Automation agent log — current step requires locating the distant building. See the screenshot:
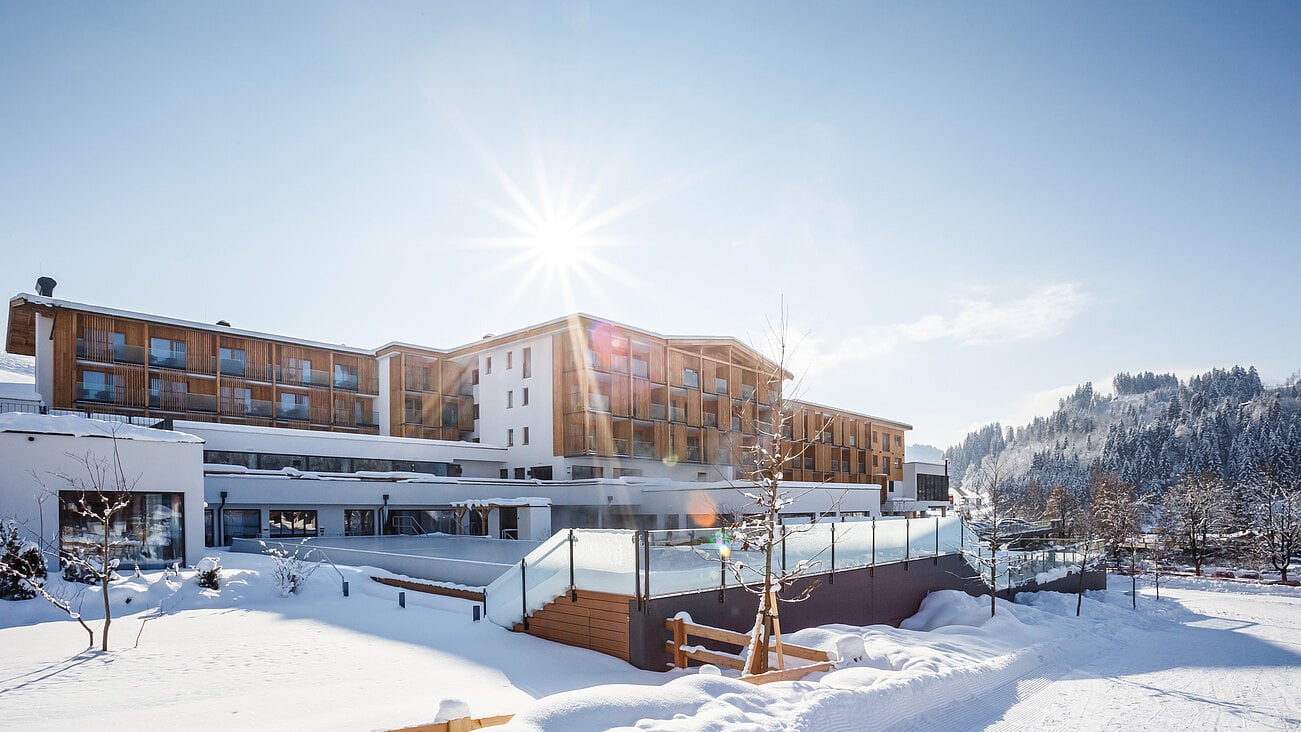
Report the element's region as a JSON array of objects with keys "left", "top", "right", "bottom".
[{"left": 882, "top": 461, "right": 952, "bottom": 516}]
